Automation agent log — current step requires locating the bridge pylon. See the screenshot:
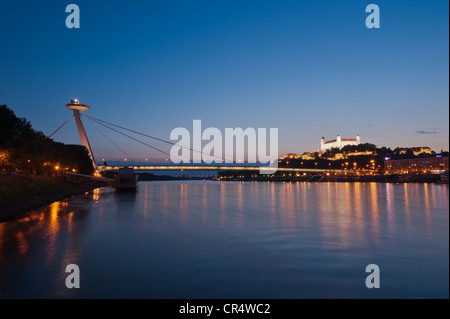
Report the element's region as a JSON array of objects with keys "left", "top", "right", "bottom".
[{"left": 66, "top": 99, "right": 97, "bottom": 171}]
